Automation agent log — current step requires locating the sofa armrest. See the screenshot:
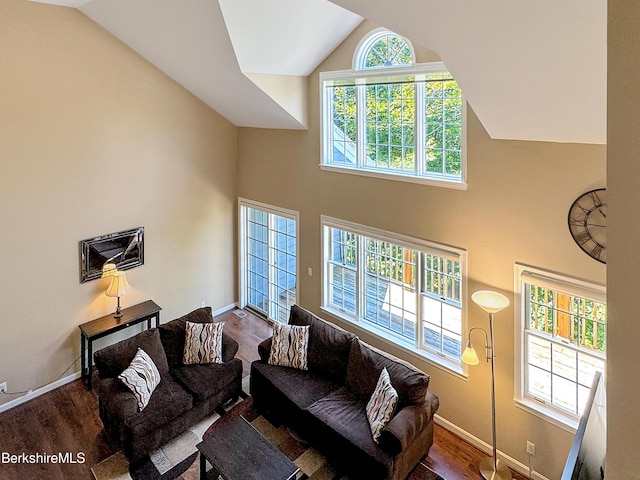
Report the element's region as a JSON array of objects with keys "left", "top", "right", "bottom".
[
  {"left": 378, "top": 391, "right": 440, "bottom": 455},
  {"left": 222, "top": 333, "right": 239, "bottom": 363},
  {"left": 257, "top": 336, "right": 273, "bottom": 362},
  {"left": 96, "top": 377, "right": 138, "bottom": 422}
]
